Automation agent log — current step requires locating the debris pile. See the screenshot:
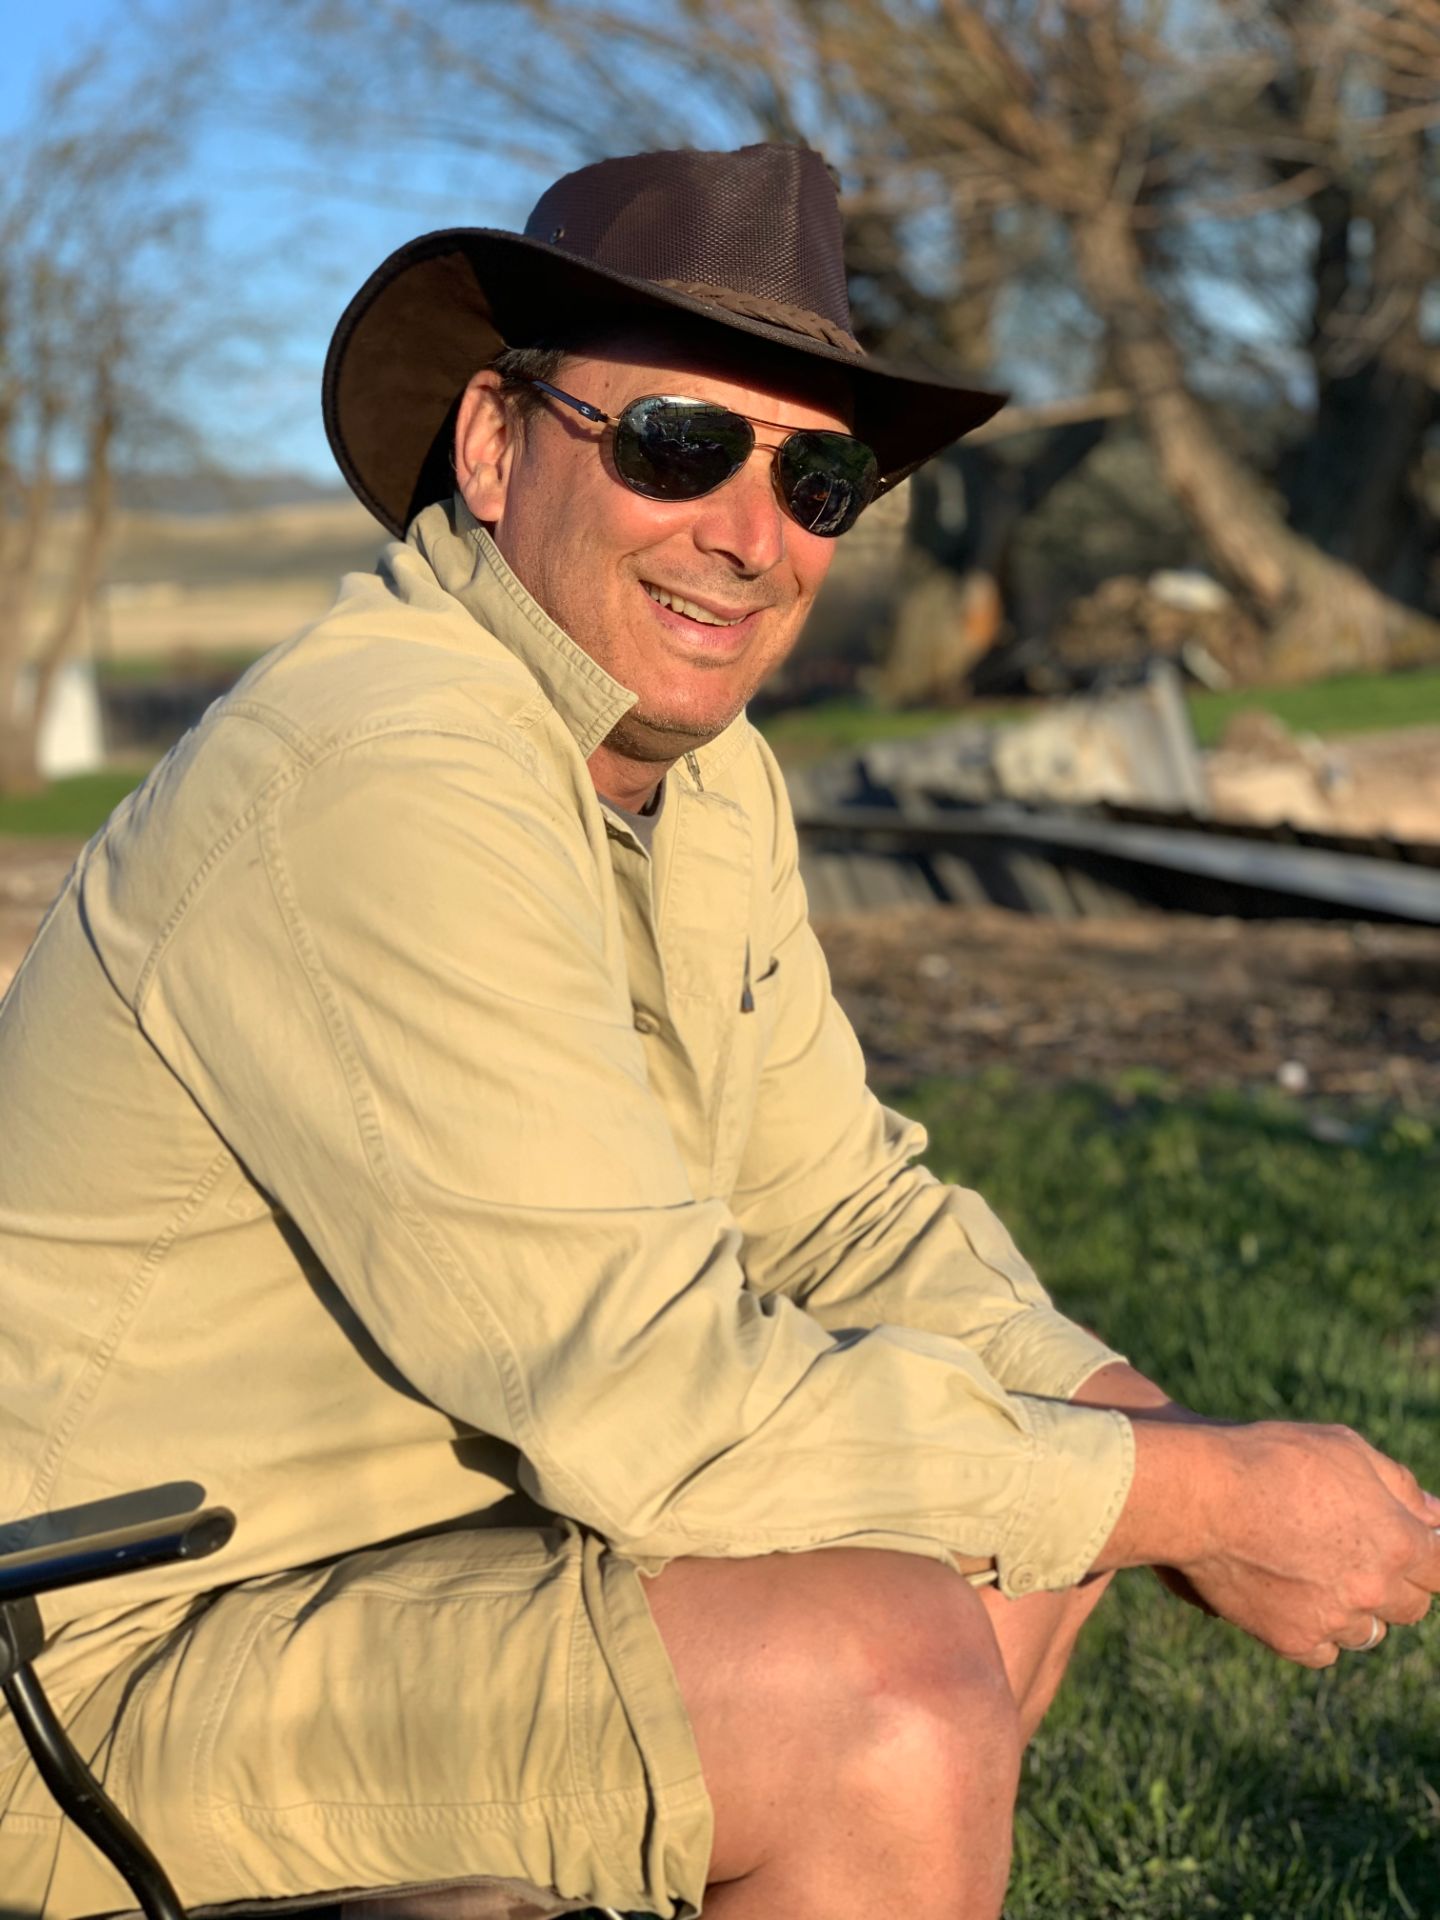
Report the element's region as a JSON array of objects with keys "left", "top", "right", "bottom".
[{"left": 1049, "top": 570, "right": 1265, "bottom": 688}]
